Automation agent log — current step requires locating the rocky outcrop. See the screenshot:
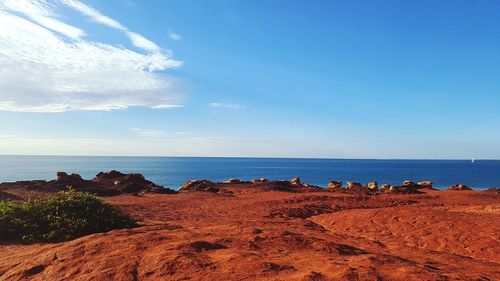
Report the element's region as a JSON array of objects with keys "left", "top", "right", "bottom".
[
  {"left": 225, "top": 178, "right": 244, "bottom": 184},
  {"left": 380, "top": 184, "right": 392, "bottom": 191},
  {"left": 0, "top": 171, "right": 176, "bottom": 196},
  {"left": 57, "top": 172, "right": 84, "bottom": 183},
  {"left": 251, "top": 178, "right": 269, "bottom": 184},
  {"left": 257, "top": 179, "right": 321, "bottom": 192},
  {"left": 380, "top": 184, "right": 423, "bottom": 194},
  {"left": 402, "top": 180, "right": 419, "bottom": 189},
  {"left": 291, "top": 177, "right": 301, "bottom": 186},
  {"left": 485, "top": 187, "right": 499, "bottom": 194},
  {"left": 417, "top": 181, "right": 433, "bottom": 189},
  {"left": 180, "top": 180, "right": 219, "bottom": 193},
  {"left": 94, "top": 170, "right": 127, "bottom": 179},
  {"left": 261, "top": 180, "right": 296, "bottom": 191},
  {"left": 328, "top": 181, "right": 342, "bottom": 189},
  {"left": 346, "top": 182, "right": 363, "bottom": 189},
  {"left": 365, "top": 181, "right": 378, "bottom": 191},
  {"left": 92, "top": 171, "right": 174, "bottom": 194},
  {"left": 448, "top": 184, "right": 472, "bottom": 191}
]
